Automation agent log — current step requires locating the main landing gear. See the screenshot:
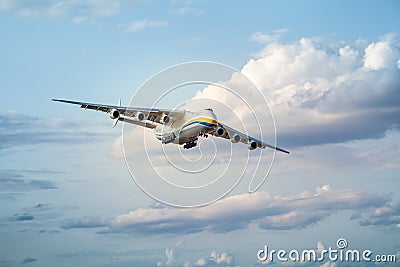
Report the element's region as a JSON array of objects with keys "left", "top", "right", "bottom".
[
  {"left": 183, "top": 133, "right": 208, "bottom": 149},
  {"left": 199, "top": 133, "right": 208, "bottom": 138},
  {"left": 183, "top": 141, "right": 197, "bottom": 149}
]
